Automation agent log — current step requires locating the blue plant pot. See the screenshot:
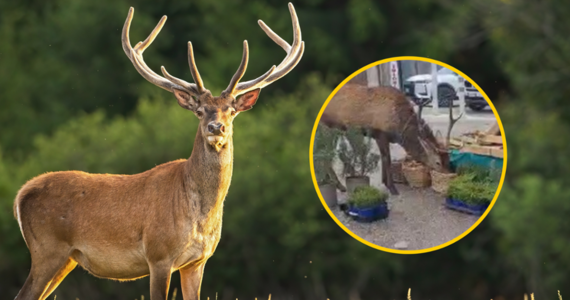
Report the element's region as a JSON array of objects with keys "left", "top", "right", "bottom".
[
  {"left": 445, "top": 197, "right": 490, "bottom": 216},
  {"left": 346, "top": 203, "right": 389, "bottom": 223}
]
